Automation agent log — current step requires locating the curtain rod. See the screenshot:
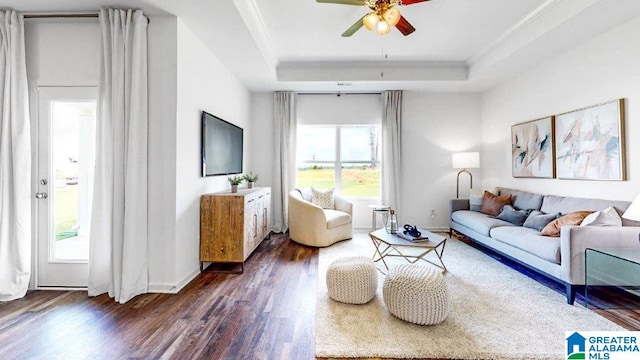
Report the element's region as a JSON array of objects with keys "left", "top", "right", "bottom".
[
  {"left": 297, "top": 92, "right": 382, "bottom": 95},
  {"left": 24, "top": 13, "right": 98, "bottom": 19},
  {"left": 24, "top": 13, "right": 150, "bottom": 23}
]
